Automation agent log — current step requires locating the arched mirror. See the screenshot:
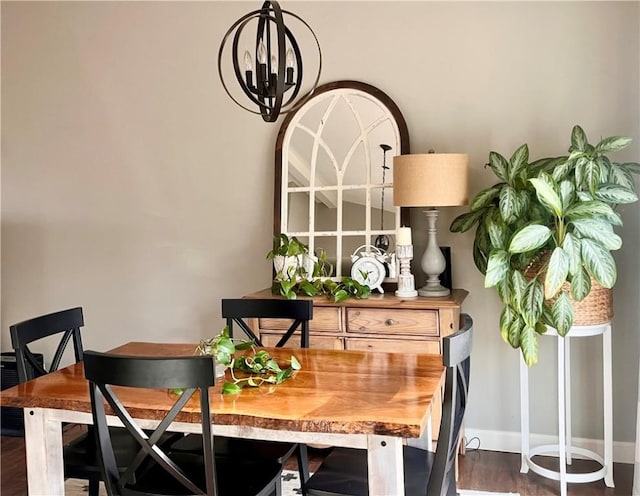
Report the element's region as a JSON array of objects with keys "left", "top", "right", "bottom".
[{"left": 274, "top": 80, "right": 410, "bottom": 281}]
